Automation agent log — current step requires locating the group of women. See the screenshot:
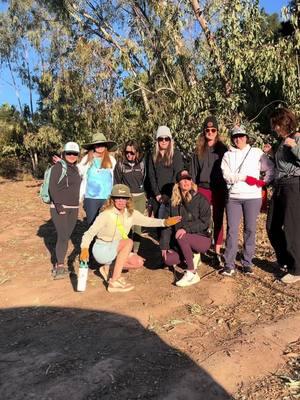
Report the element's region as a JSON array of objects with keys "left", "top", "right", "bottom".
[{"left": 48, "top": 107, "right": 300, "bottom": 292}]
